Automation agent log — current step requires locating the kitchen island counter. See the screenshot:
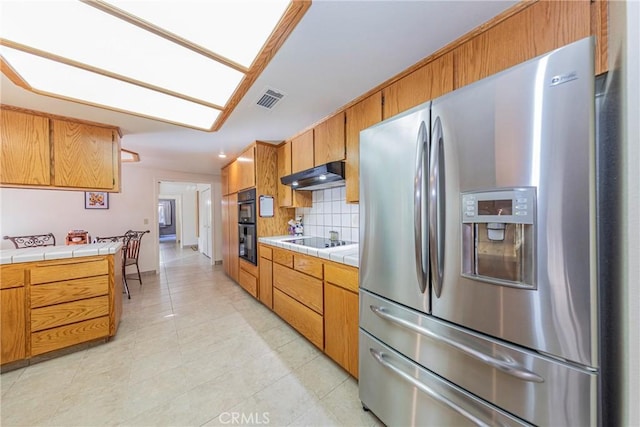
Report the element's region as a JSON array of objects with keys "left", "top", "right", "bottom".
[
  {"left": 258, "top": 235, "right": 358, "bottom": 267},
  {"left": 0, "top": 242, "right": 122, "bottom": 264},
  {"left": 0, "top": 243, "right": 123, "bottom": 369}
]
